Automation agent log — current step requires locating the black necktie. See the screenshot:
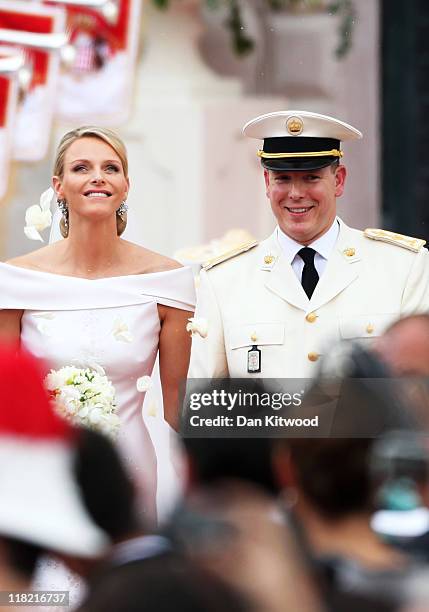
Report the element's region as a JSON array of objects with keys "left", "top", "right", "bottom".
[{"left": 298, "top": 247, "right": 319, "bottom": 299}]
